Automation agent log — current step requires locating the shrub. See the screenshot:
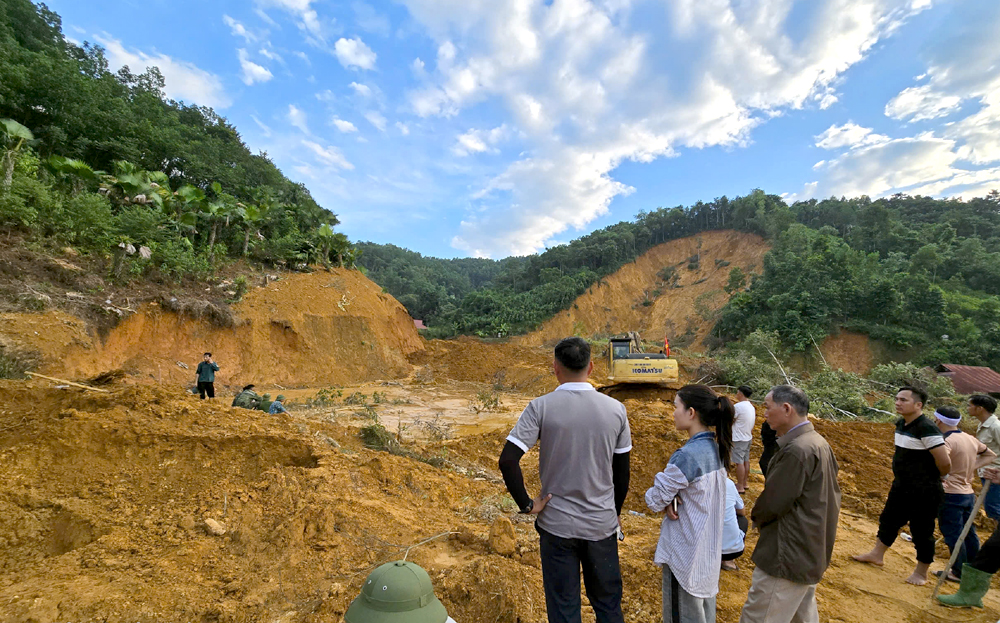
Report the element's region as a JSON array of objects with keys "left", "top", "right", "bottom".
[
  {"left": 0, "top": 343, "right": 40, "bottom": 379},
  {"left": 359, "top": 421, "right": 397, "bottom": 451}
]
